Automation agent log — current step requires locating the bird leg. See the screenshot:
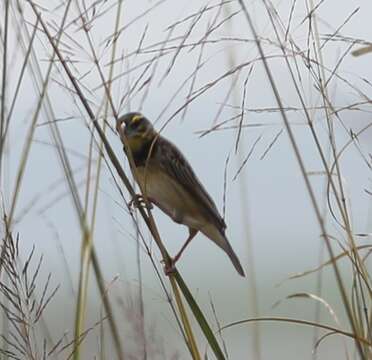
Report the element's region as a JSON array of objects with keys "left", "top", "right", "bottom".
[
  {"left": 128, "top": 194, "right": 153, "bottom": 212},
  {"left": 164, "top": 228, "right": 198, "bottom": 275}
]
